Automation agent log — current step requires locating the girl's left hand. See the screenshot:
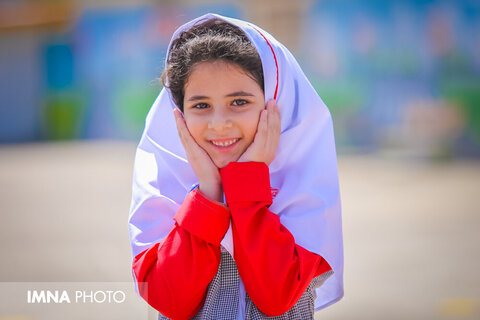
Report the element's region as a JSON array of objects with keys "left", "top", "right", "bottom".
[{"left": 238, "top": 99, "right": 281, "bottom": 166}]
